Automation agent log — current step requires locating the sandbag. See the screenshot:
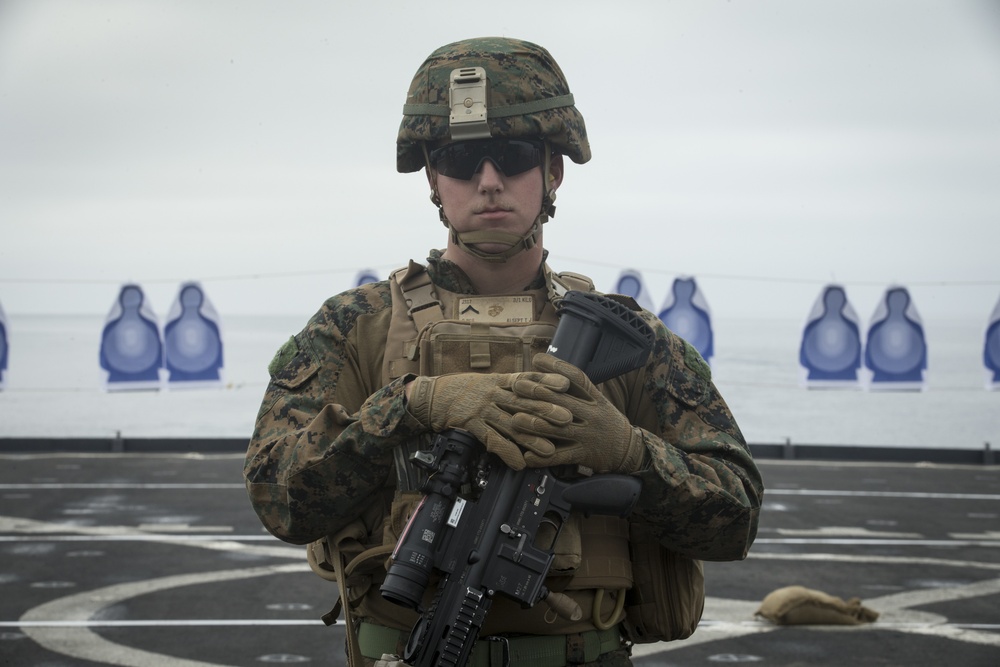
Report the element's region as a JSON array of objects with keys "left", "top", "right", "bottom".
[{"left": 755, "top": 585, "right": 879, "bottom": 626}]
